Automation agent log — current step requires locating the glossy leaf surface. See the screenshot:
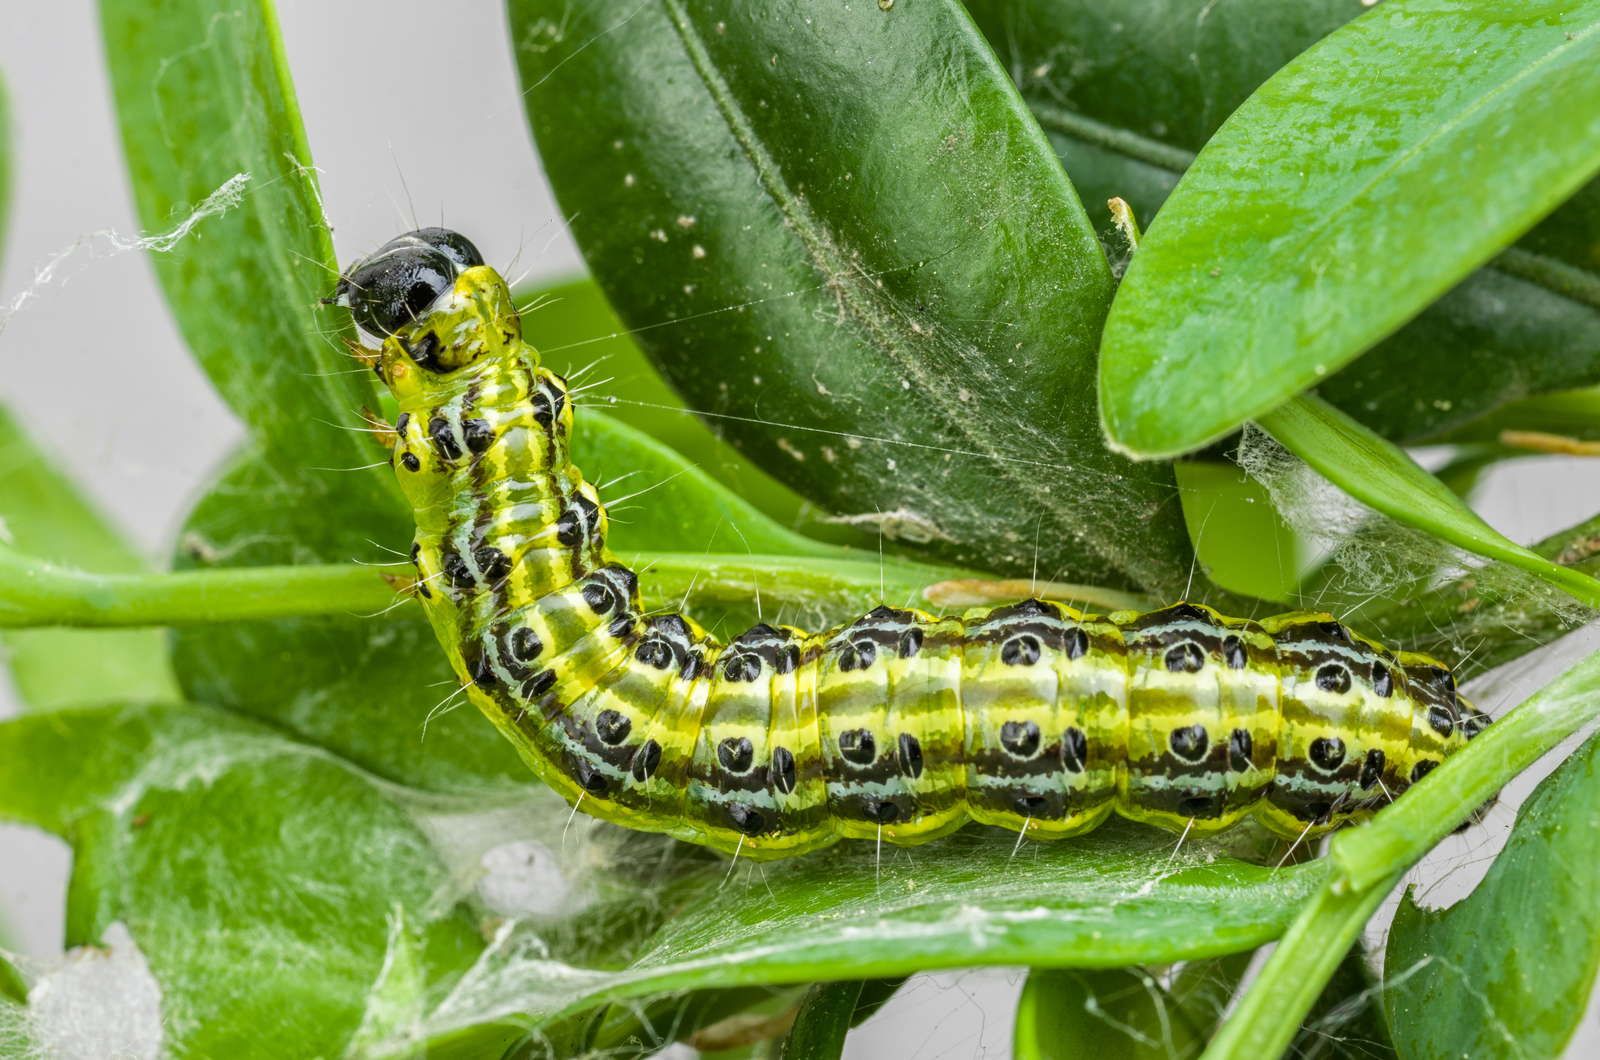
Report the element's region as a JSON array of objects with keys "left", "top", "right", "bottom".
[
  {"left": 1086, "top": 0, "right": 1600, "bottom": 455},
  {"left": 512, "top": 0, "right": 1201, "bottom": 596}
]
